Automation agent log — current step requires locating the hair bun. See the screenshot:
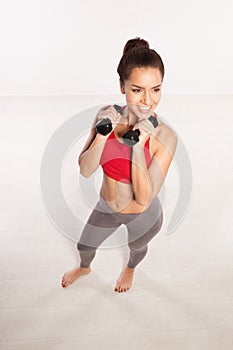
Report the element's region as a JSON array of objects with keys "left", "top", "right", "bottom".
[{"left": 123, "top": 37, "right": 150, "bottom": 56}]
